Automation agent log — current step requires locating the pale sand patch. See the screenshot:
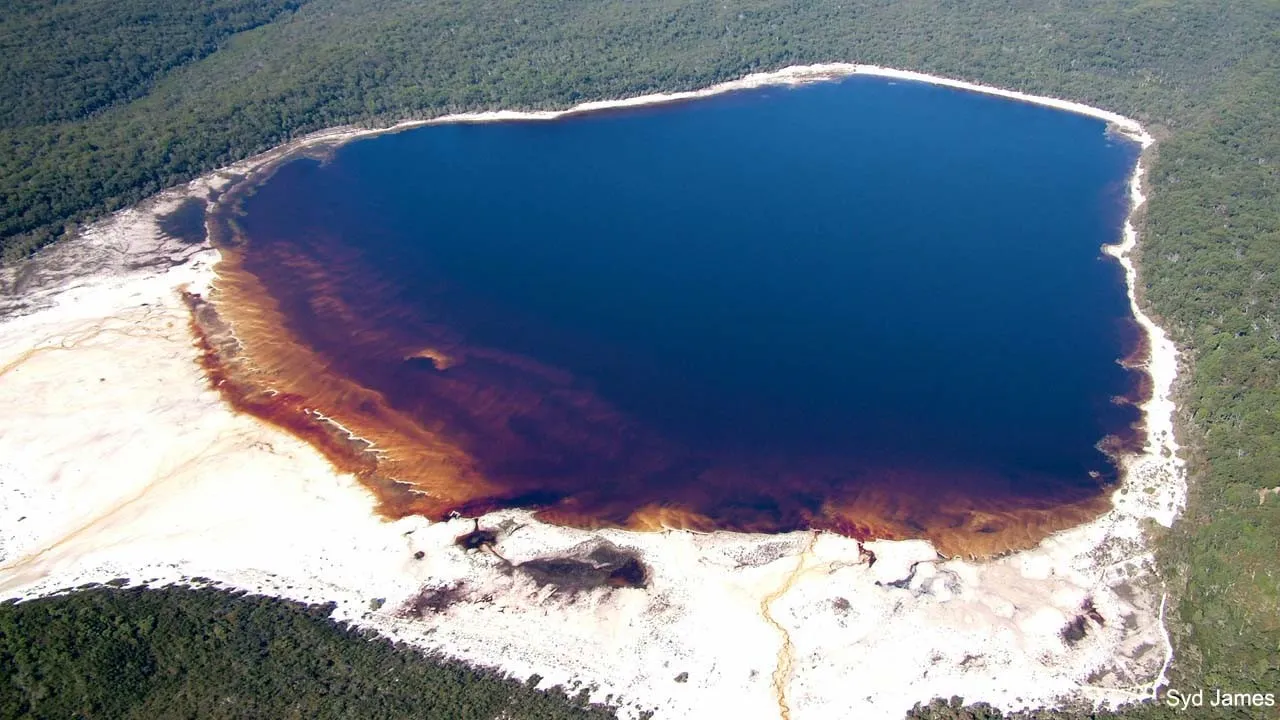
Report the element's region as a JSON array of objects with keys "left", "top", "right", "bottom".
[{"left": 0, "top": 66, "right": 1183, "bottom": 719}]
